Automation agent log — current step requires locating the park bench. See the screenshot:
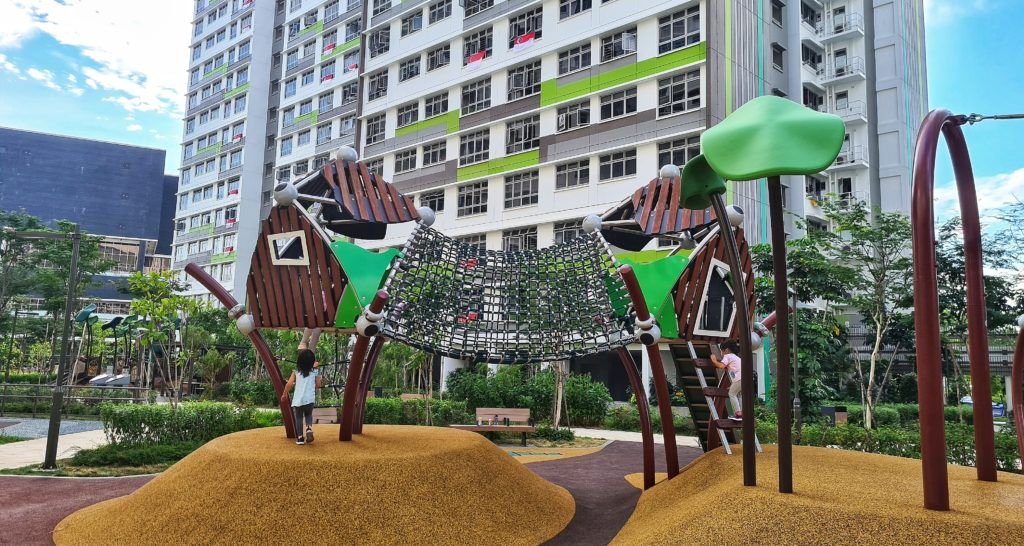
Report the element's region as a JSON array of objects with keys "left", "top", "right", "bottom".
[{"left": 450, "top": 408, "right": 535, "bottom": 446}]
